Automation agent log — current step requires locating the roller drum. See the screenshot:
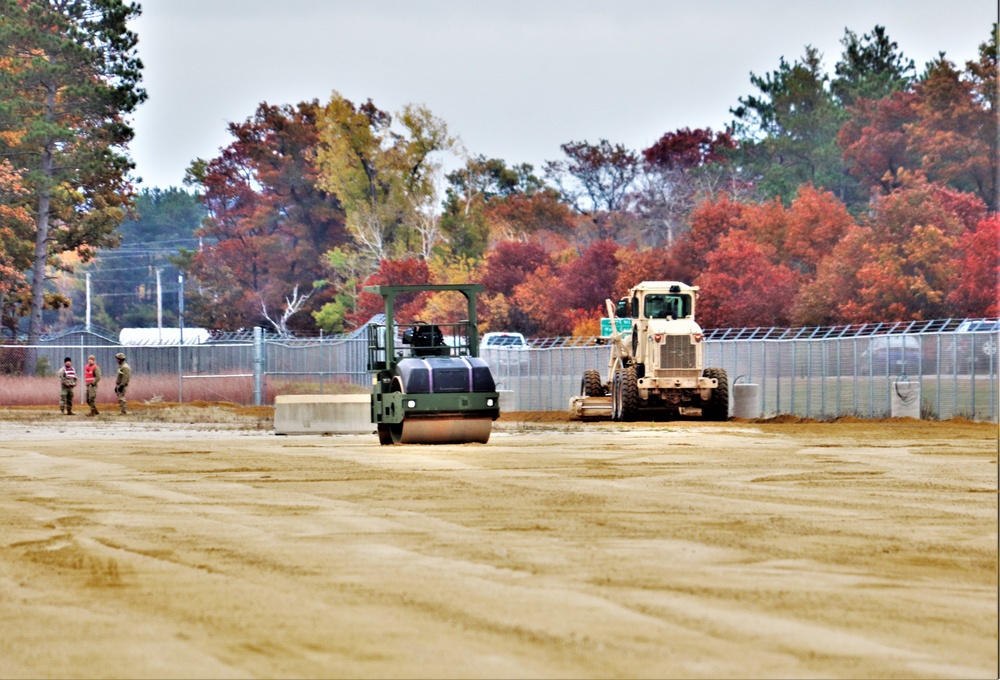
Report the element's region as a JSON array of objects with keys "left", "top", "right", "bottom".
[{"left": 382, "top": 416, "right": 492, "bottom": 444}]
